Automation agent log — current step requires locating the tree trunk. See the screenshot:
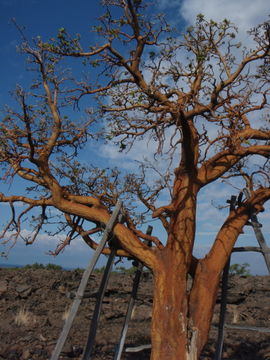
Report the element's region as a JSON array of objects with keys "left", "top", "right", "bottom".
[
  {"left": 150, "top": 250, "right": 220, "bottom": 360},
  {"left": 150, "top": 250, "right": 191, "bottom": 360}
]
